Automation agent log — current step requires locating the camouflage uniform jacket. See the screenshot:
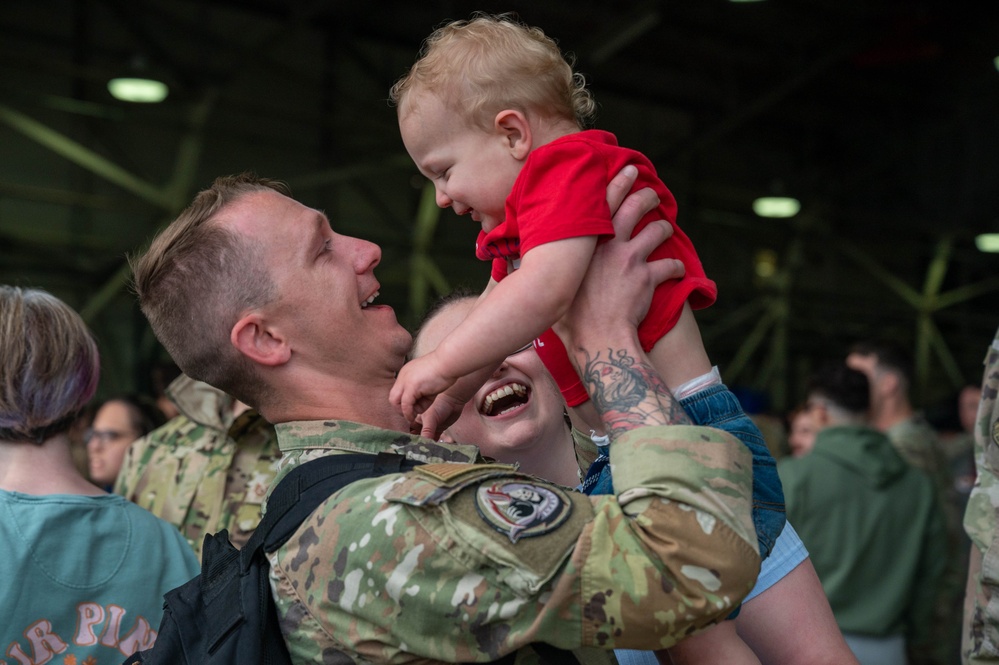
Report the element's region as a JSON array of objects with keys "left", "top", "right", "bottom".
[
  {"left": 887, "top": 413, "right": 953, "bottom": 502},
  {"left": 889, "top": 407, "right": 966, "bottom": 661},
  {"left": 114, "top": 374, "right": 282, "bottom": 559},
  {"left": 266, "top": 419, "right": 760, "bottom": 664},
  {"left": 963, "top": 327, "right": 999, "bottom": 663}
]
